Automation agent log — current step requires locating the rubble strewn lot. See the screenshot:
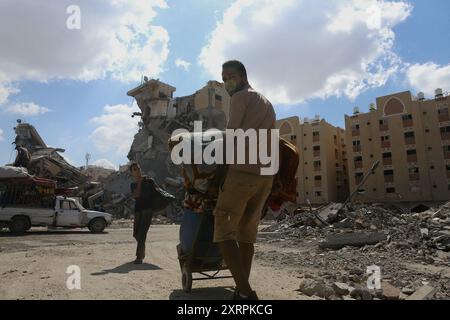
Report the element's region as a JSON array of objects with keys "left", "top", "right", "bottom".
[{"left": 257, "top": 202, "right": 450, "bottom": 300}]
